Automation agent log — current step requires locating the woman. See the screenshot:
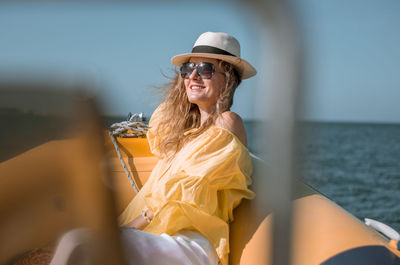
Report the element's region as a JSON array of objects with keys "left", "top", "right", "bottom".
[
  {"left": 50, "top": 32, "right": 257, "bottom": 265},
  {"left": 118, "top": 32, "right": 257, "bottom": 265}
]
